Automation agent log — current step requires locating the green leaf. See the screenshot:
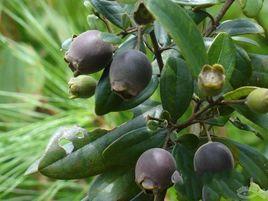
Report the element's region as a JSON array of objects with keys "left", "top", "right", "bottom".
[
  {"left": 216, "top": 19, "right": 264, "bottom": 36},
  {"left": 172, "top": 0, "right": 221, "bottom": 6},
  {"left": 249, "top": 182, "right": 268, "bottom": 201},
  {"left": 88, "top": 168, "right": 140, "bottom": 201},
  {"left": 232, "top": 104, "right": 268, "bottom": 130},
  {"left": 249, "top": 54, "right": 268, "bottom": 88},
  {"left": 230, "top": 47, "right": 252, "bottom": 88},
  {"left": 208, "top": 32, "right": 236, "bottom": 83},
  {"left": 30, "top": 107, "right": 164, "bottom": 179},
  {"left": 100, "top": 32, "right": 122, "bottom": 44},
  {"left": 223, "top": 86, "right": 257, "bottom": 100},
  {"left": 144, "top": 0, "right": 208, "bottom": 77},
  {"left": 95, "top": 68, "right": 158, "bottom": 115},
  {"left": 160, "top": 57, "right": 194, "bottom": 121},
  {"left": 238, "top": 0, "right": 264, "bottom": 18},
  {"left": 219, "top": 138, "right": 268, "bottom": 188},
  {"left": 90, "top": 0, "right": 125, "bottom": 28},
  {"left": 173, "top": 134, "right": 203, "bottom": 201},
  {"left": 173, "top": 135, "right": 268, "bottom": 201}
]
